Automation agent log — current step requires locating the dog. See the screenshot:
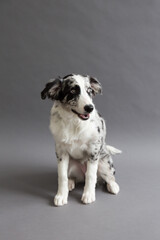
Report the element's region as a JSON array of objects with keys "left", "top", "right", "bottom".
[{"left": 41, "top": 74, "right": 121, "bottom": 206}]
